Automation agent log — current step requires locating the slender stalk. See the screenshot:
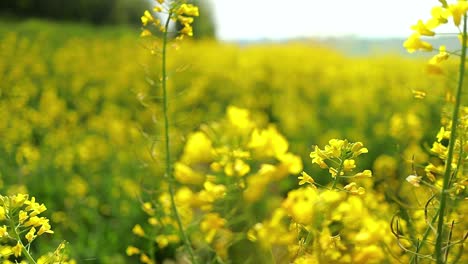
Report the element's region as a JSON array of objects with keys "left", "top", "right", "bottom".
[
  {"left": 331, "top": 160, "right": 344, "bottom": 189},
  {"left": 9, "top": 221, "right": 36, "bottom": 264},
  {"left": 435, "top": 14, "right": 467, "bottom": 264},
  {"left": 160, "top": 13, "right": 197, "bottom": 263}
]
